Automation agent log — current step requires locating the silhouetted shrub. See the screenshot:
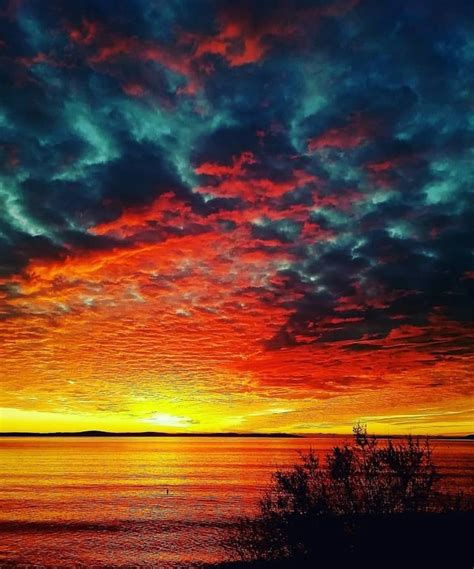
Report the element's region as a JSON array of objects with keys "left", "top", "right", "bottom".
[{"left": 226, "top": 425, "right": 467, "bottom": 565}]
